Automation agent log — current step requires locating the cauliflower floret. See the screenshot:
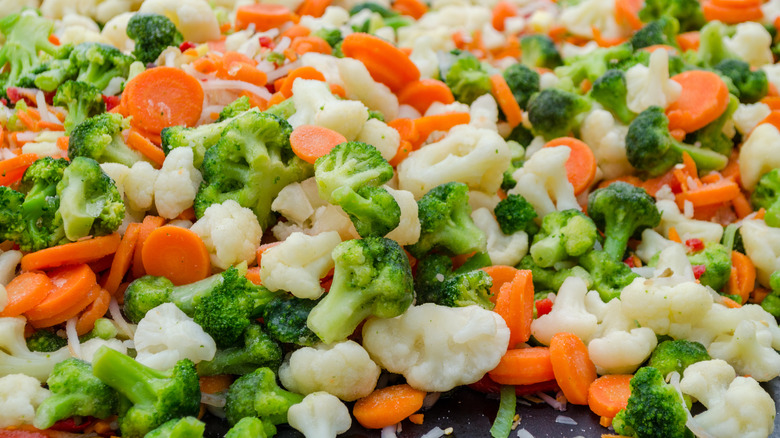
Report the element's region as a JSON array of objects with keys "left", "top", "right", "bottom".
[
  {"left": 580, "top": 109, "right": 634, "bottom": 180},
  {"left": 507, "top": 146, "right": 580, "bottom": 217},
  {"left": 100, "top": 162, "right": 130, "bottom": 196},
  {"left": 272, "top": 182, "right": 316, "bottom": 224},
  {"left": 134, "top": 303, "right": 217, "bottom": 370},
  {"left": 559, "top": 0, "right": 624, "bottom": 39},
  {"left": 738, "top": 122, "right": 780, "bottom": 190},
  {"left": 260, "top": 231, "right": 340, "bottom": 299},
  {"left": 656, "top": 199, "right": 724, "bottom": 243},
  {"left": 468, "top": 190, "right": 501, "bottom": 212},
  {"left": 0, "top": 0, "right": 39, "bottom": 18},
  {"left": 78, "top": 338, "right": 128, "bottom": 363},
  {"left": 635, "top": 228, "right": 684, "bottom": 263},
  {"left": 732, "top": 102, "right": 771, "bottom": 135},
  {"left": 288, "top": 79, "right": 369, "bottom": 140},
  {"left": 279, "top": 340, "right": 380, "bottom": 401},
  {"left": 362, "top": 303, "right": 509, "bottom": 392},
  {"left": 587, "top": 299, "right": 658, "bottom": 374},
  {"left": 337, "top": 57, "right": 400, "bottom": 120},
  {"left": 740, "top": 219, "right": 780, "bottom": 286},
  {"left": 0, "top": 250, "right": 22, "bottom": 286},
  {"left": 101, "top": 12, "right": 135, "bottom": 52},
  {"left": 383, "top": 186, "right": 421, "bottom": 246},
  {"left": 0, "top": 374, "right": 50, "bottom": 428},
  {"left": 272, "top": 205, "right": 359, "bottom": 242},
  {"left": 469, "top": 94, "right": 499, "bottom": 131},
  {"left": 287, "top": 392, "right": 352, "bottom": 438},
  {"left": 531, "top": 277, "right": 599, "bottom": 345},
  {"left": 724, "top": 22, "right": 774, "bottom": 68},
  {"left": 123, "top": 161, "right": 159, "bottom": 212},
  {"left": 356, "top": 118, "right": 400, "bottom": 161},
  {"left": 139, "top": 0, "right": 220, "bottom": 42},
  {"left": 96, "top": 0, "right": 144, "bottom": 24},
  {"left": 153, "top": 147, "right": 202, "bottom": 219},
  {"left": 471, "top": 208, "right": 528, "bottom": 266},
  {"left": 625, "top": 49, "right": 682, "bottom": 113},
  {"left": 58, "top": 13, "right": 112, "bottom": 46},
  {"left": 687, "top": 303, "right": 780, "bottom": 349},
  {"left": 190, "top": 200, "right": 263, "bottom": 270},
  {"left": 708, "top": 319, "right": 780, "bottom": 381},
  {"left": 409, "top": 35, "right": 439, "bottom": 79},
  {"left": 398, "top": 125, "right": 510, "bottom": 198}
]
